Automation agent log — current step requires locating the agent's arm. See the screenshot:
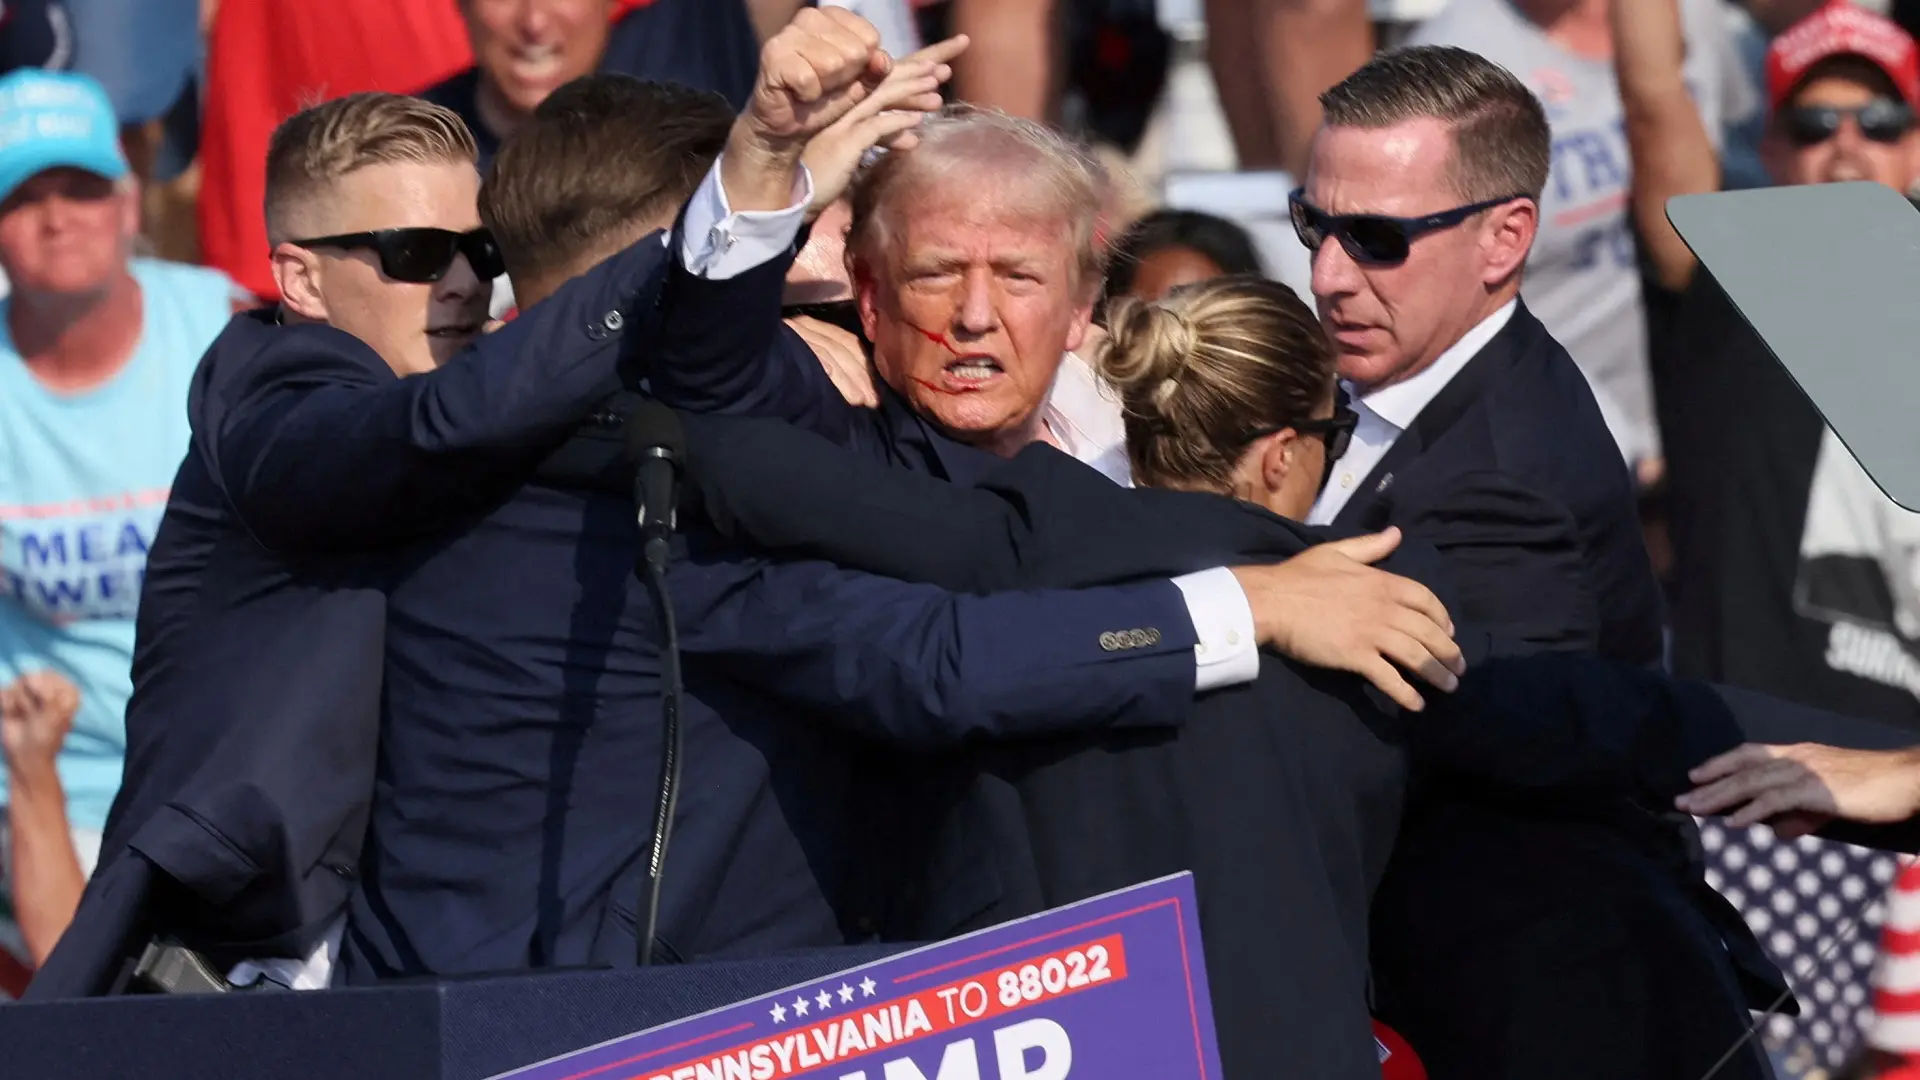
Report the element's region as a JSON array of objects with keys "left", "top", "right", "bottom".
[
  {"left": 204, "top": 238, "right": 666, "bottom": 552},
  {"left": 674, "top": 552, "right": 1253, "bottom": 746},
  {"left": 685, "top": 412, "right": 1464, "bottom": 711}
]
